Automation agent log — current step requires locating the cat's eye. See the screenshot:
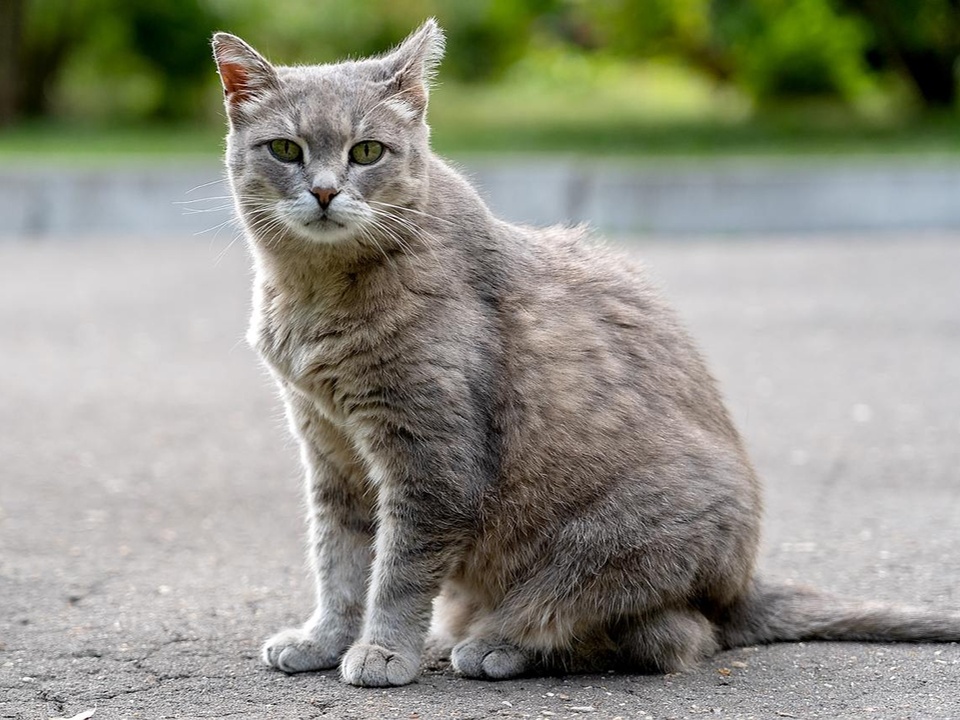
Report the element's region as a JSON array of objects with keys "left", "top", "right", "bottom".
[
  {"left": 268, "top": 139, "right": 303, "bottom": 163},
  {"left": 349, "top": 140, "right": 384, "bottom": 165}
]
